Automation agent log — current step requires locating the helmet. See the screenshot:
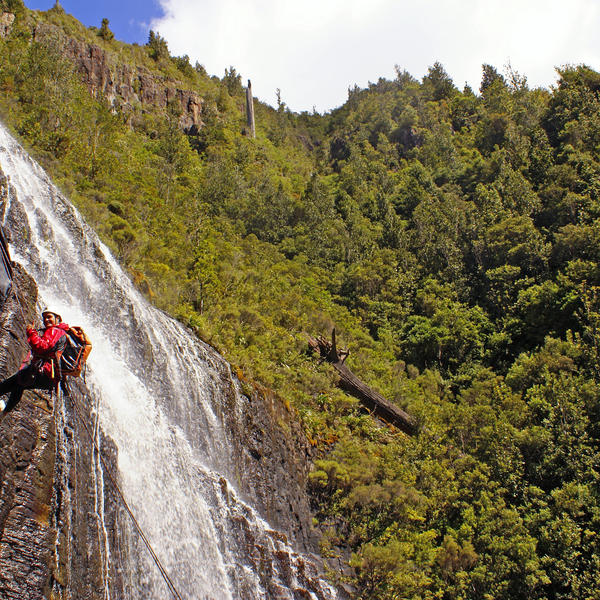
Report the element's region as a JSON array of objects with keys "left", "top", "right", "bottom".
[{"left": 41, "top": 308, "right": 62, "bottom": 323}]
